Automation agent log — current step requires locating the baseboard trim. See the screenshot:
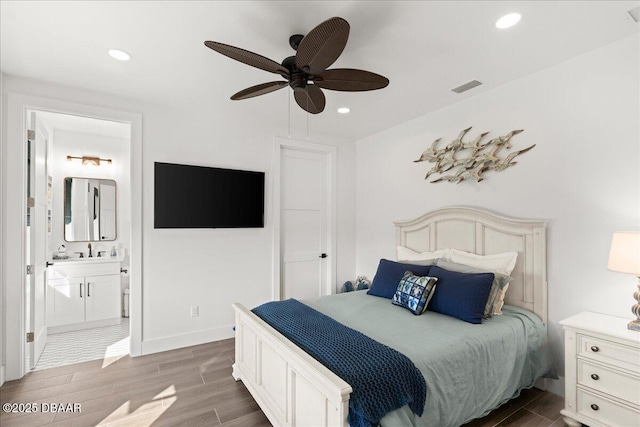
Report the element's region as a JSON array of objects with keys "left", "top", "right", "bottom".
[
  {"left": 49, "top": 318, "right": 121, "bottom": 335},
  {"left": 545, "top": 375, "right": 565, "bottom": 396},
  {"left": 140, "top": 325, "right": 235, "bottom": 356}
]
